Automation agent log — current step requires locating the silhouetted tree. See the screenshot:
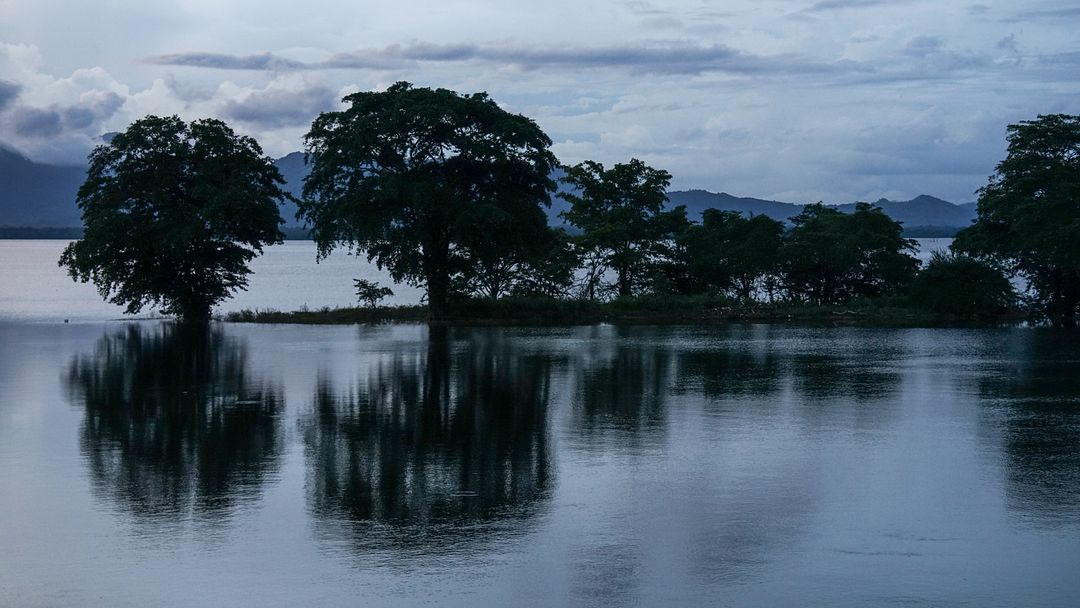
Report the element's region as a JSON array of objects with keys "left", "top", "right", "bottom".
[
  {"left": 300, "top": 82, "right": 558, "bottom": 318},
  {"left": 681, "top": 210, "right": 784, "bottom": 300},
  {"left": 559, "top": 159, "right": 688, "bottom": 298},
  {"left": 454, "top": 218, "right": 570, "bottom": 300},
  {"left": 781, "top": 203, "right": 918, "bottom": 304},
  {"left": 910, "top": 251, "right": 1015, "bottom": 316},
  {"left": 953, "top": 114, "right": 1080, "bottom": 325},
  {"left": 354, "top": 278, "right": 393, "bottom": 308},
  {"left": 59, "top": 116, "right": 288, "bottom": 320},
  {"left": 509, "top": 228, "right": 581, "bottom": 298}
]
